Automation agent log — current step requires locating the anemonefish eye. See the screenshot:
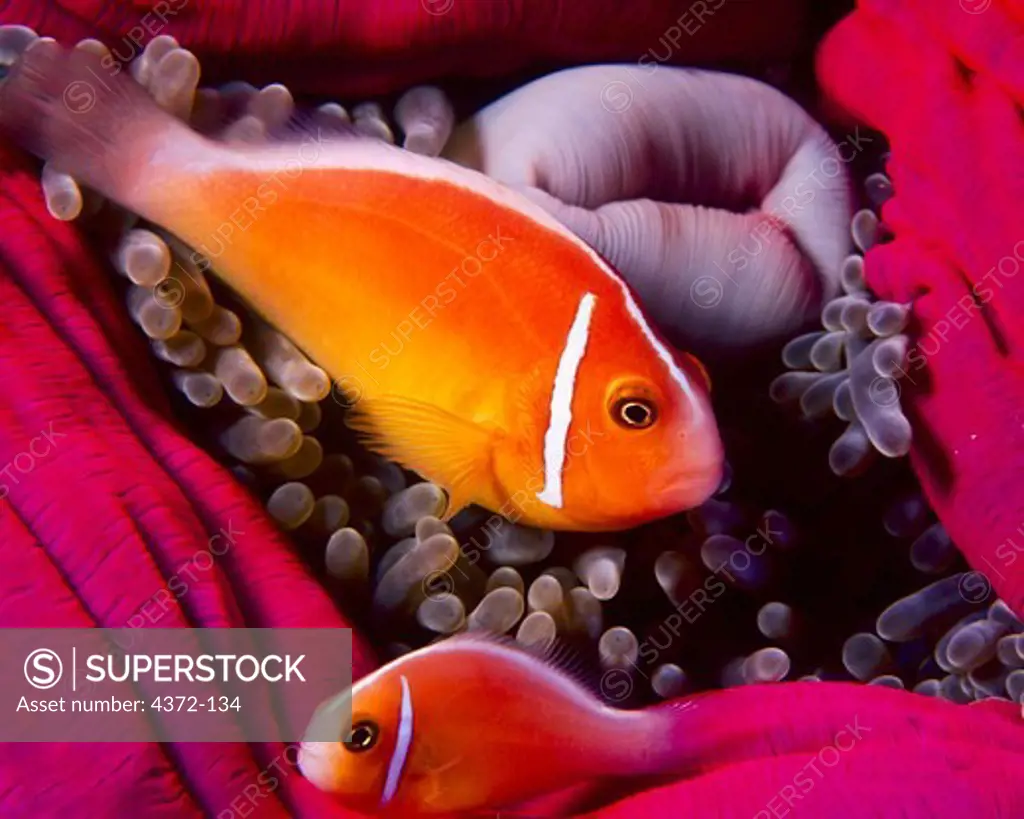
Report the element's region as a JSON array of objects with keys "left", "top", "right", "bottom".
[
  {"left": 613, "top": 398, "right": 657, "bottom": 429},
  {"left": 343, "top": 720, "right": 379, "bottom": 752}
]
